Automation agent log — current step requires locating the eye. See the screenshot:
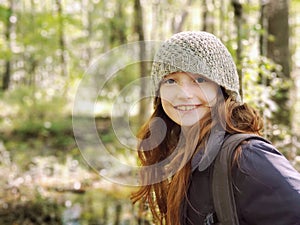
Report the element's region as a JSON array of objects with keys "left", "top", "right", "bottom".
[
  {"left": 163, "top": 78, "right": 176, "bottom": 85},
  {"left": 195, "top": 77, "right": 207, "bottom": 84}
]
